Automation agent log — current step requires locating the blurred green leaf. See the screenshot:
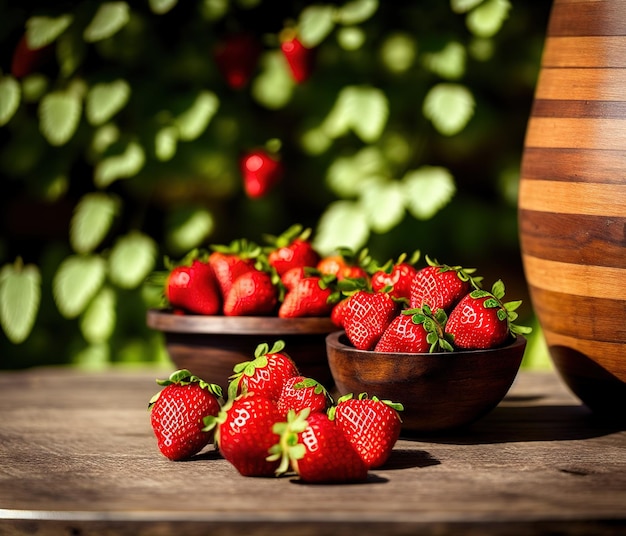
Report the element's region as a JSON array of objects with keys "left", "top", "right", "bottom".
[
  {"left": 38, "top": 90, "right": 82, "bottom": 146},
  {"left": 166, "top": 208, "right": 215, "bottom": 254},
  {"left": 83, "top": 2, "right": 130, "bottom": 43},
  {"left": 72, "top": 343, "right": 110, "bottom": 369},
  {"left": 0, "top": 259, "right": 40, "bottom": 344},
  {"left": 80, "top": 286, "right": 116, "bottom": 344},
  {"left": 149, "top": 0, "right": 178, "bottom": 14},
  {"left": 252, "top": 51, "right": 295, "bottom": 109},
  {"left": 299, "top": 5, "right": 337, "bottom": 47},
  {"left": 86, "top": 79, "right": 130, "bottom": 126},
  {"left": 0, "top": 77, "right": 20, "bottom": 127},
  {"left": 57, "top": 32, "right": 87, "bottom": 77},
  {"left": 155, "top": 126, "right": 178, "bottom": 161},
  {"left": 313, "top": 200, "right": 370, "bottom": 255},
  {"left": 91, "top": 124, "right": 120, "bottom": 155},
  {"left": 174, "top": 90, "right": 219, "bottom": 141},
  {"left": 422, "top": 83, "right": 475, "bottom": 136},
  {"left": 403, "top": 166, "right": 456, "bottom": 220},
  {"left": 71, "top": 193, "right": 120, "bottom": 254},
  {"left": 108, "top": 231, "right": 157, "bottom": 289},
  {"left": 326, "top": 146, "right": 386, "bottom": 197},
  {"left": 53, "top": 254, "right": 107, "bottom": 318},
  {"left": 26, "top": 14, "right": 74, "bottom": 49},
  {"left": 451, "top": 0, "right": 484, "bottom": 14},
  {"left": 94, "top": 140, "right": 145, "bottom": 188},
  {"left": 337, "top": 27, "right": 366, "bottom": 51},
  {"left": 360, "top": 179, "right": 405, "bottom": 233},
  {"left": 422, "top": 41, "right": 466, "bottom": 80},
  {"left": 337, "top": 0, "right": 378, "bottom": 25},
  {"left": 21, "top": 75, "right": 48, "bottom": 102},
  {"left": 380, "top": 32, "right": 417, "bottom": 73},
  {"left": 466, "top": 0, "right": 511, "bottom": 38}
]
